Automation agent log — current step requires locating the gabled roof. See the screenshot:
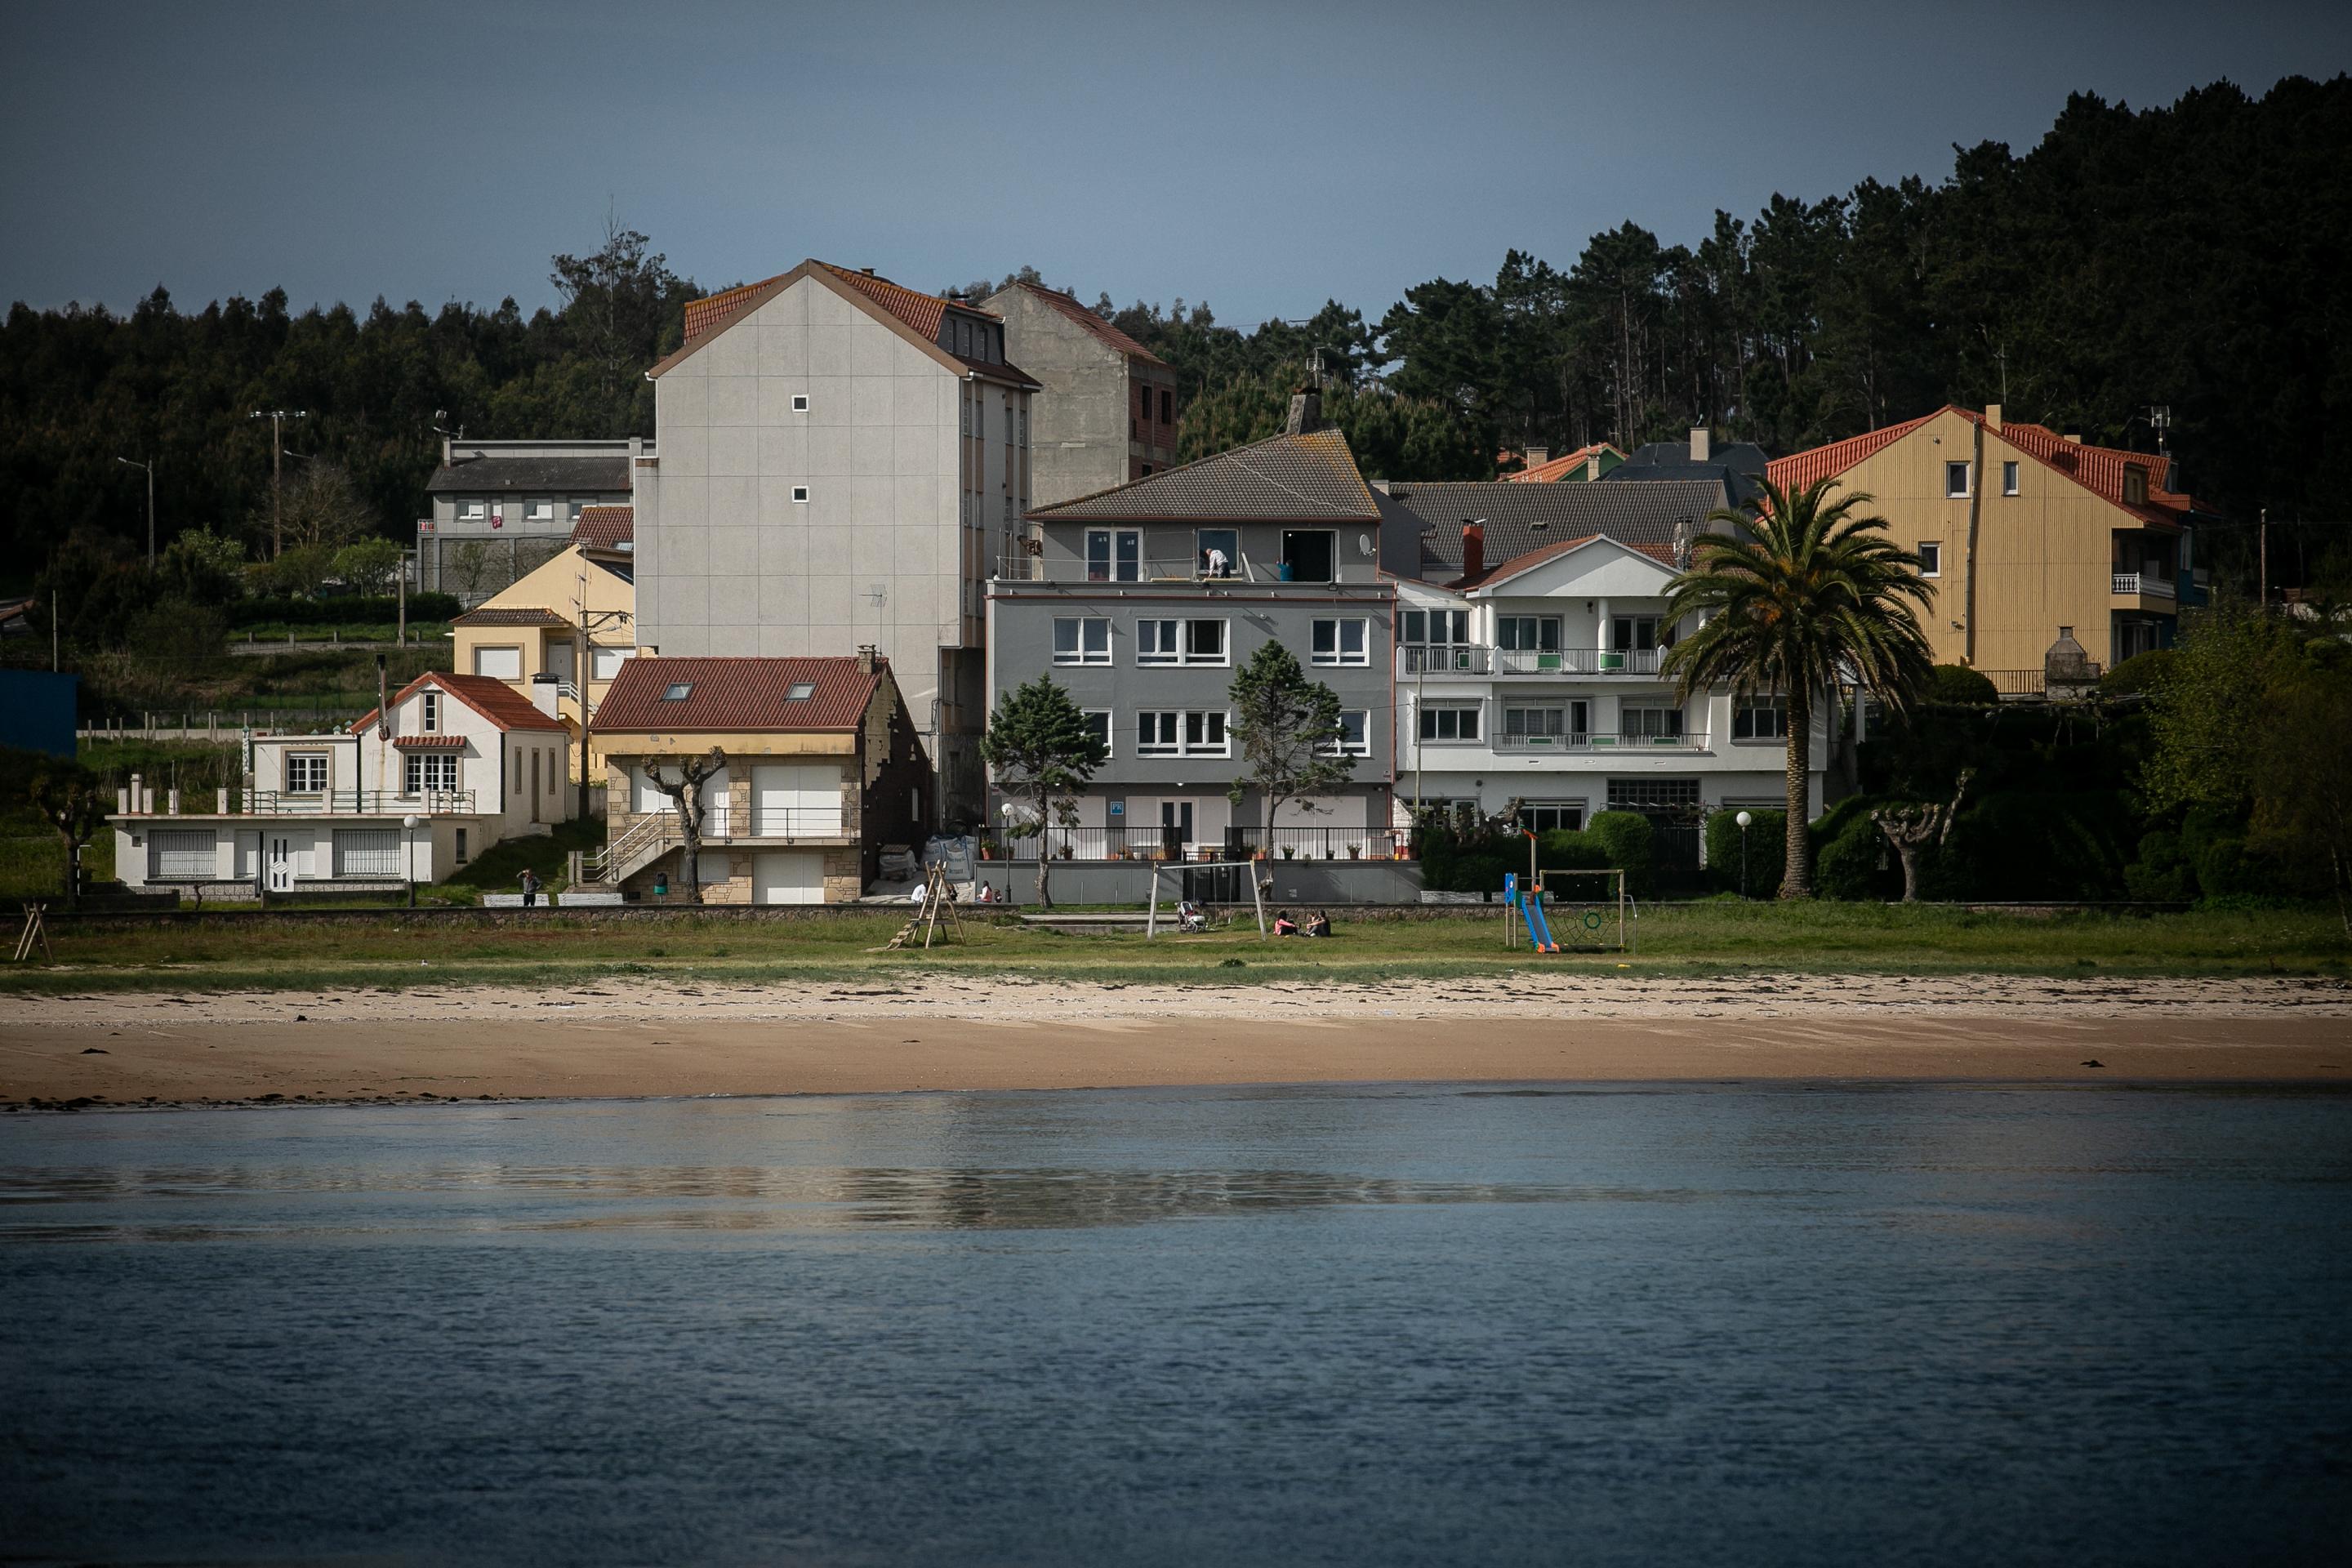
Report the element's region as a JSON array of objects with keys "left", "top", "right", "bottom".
[
  {"left": 1463, "top": 532, "right": 1679, "bottom": 593},
  {"left": 570, "top": 504, "right": 634, "bottom": 551},
  {"left": 592, "top": 656, "right": 888, "bottom": 735},
  {"left": 452, "top": 607, "right": 572, "bottom": 629},
  {"left": 654, "top": 260, "right": 1036, "bottom": 387},
  {"left": 1504, "top": 443, "right": 1624, "bottom": 483},
  {"left": 996, "top": 281, "right": 1167, "bottom": 366},
  {"left": 350, "top": 671, "right": 568, "bottom": 737},
  {"left": 1386, "top": 478, "right": 1726, "bottom": 579},
  {"left": 1766, "top": 407, "right": 2205, "bottom": 528},
  {"left": 1031, "top": 429, "right": 1379, "bottom": 522}
]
